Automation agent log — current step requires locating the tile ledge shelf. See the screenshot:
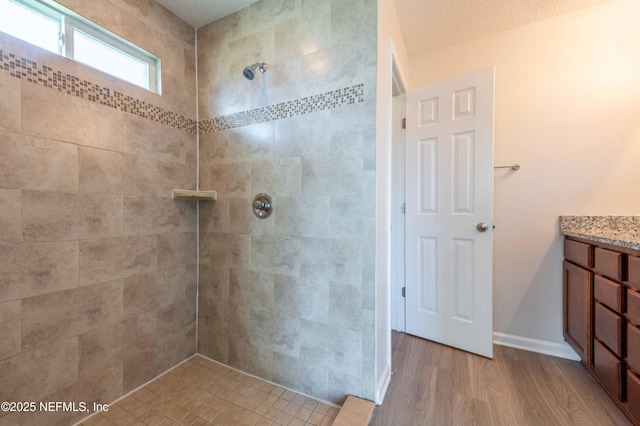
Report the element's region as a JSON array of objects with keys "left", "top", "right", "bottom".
[{"left": 171, "top": 189, "right": 217, "bottom": 201}]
